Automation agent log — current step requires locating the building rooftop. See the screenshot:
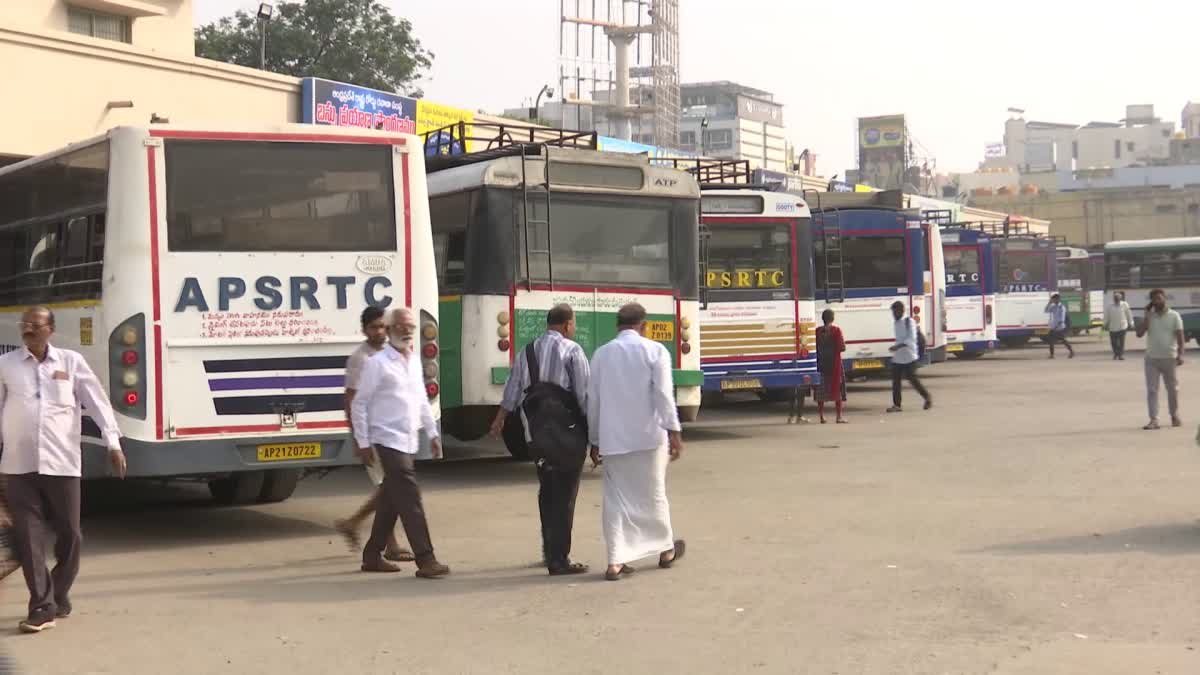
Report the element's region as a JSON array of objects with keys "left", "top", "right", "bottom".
[{"left": 680, "top": 81, "right": 774, "bottom": 100}]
